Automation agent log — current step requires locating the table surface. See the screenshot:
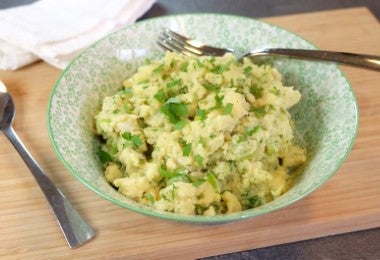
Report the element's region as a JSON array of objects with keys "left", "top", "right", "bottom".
[{"left": 1, "top": 3, "right": 380, "bottom": 260}]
